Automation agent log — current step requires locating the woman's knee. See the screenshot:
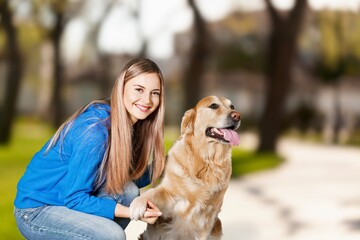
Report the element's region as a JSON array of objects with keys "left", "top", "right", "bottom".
[
  {"left": 75, "top": 215, "right": 127, "bottom": 240},
  {"left": 95, "top": 181, "right": 139, "bottom": 207},
  {"left": 121, "top": 181, "right": 140, "bottom": 207}
]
